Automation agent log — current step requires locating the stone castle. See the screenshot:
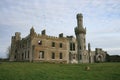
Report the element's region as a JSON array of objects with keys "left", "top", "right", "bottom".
[{"left": 9, "top": 13, "right": 107, "bottom": 63}]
